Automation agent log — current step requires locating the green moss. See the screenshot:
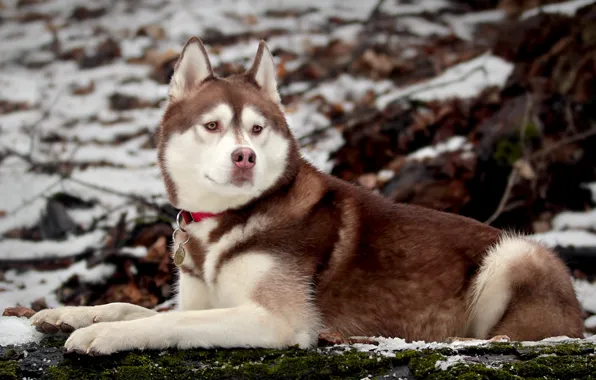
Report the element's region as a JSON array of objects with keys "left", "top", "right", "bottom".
[
  {"left": 538, "top": 342, "right": 595, "bottom": 356},
  {"left": 0, "top": 349, "right": 17, "bottom": 361},
  {"left": 40, "top": 336, "right": 69, "bottom": 348},
  {"left": 459, "top": 342, "right": 521, "bottom": 356},
  {"left": 40, "top": 346, "right": 395, "bottom": 380},
  {"left": 492, "top": 121, "right": 541, "bottom": 168},
  {"left": 404, "top": 341, "right": 596, "bottom": 380},
  {"left": 119, "top": 353, "right": 154, "bottom": 367},
  {"left": 11, "top": 335, "right": 596, "bottom": 379},
  {"left": 493, "top": 139, "right": 523, "bottom": 166},
  {"left": 394, "top": 349, "right": 420, "bottom": 363},
  {"left": 432, "top": 362, "right": 523, "bottom": 380},
  {"left": 45, "top": 366, "right": 89, "bottom": 380},
  {"left": 409, "top": 352, "right": 447, "bottom": 378},
  {"left": 509, "top": 355, "right": 595, "bottom": 379},
  {"left": 0, "top": 360, "right": 18, "bottom": 380}
]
